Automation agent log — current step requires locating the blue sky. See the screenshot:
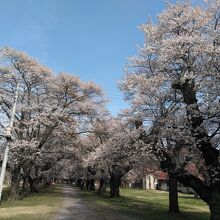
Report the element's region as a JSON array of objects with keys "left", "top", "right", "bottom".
[{"left": 0, "top": 0, "right": 204, "bottom": 115}]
